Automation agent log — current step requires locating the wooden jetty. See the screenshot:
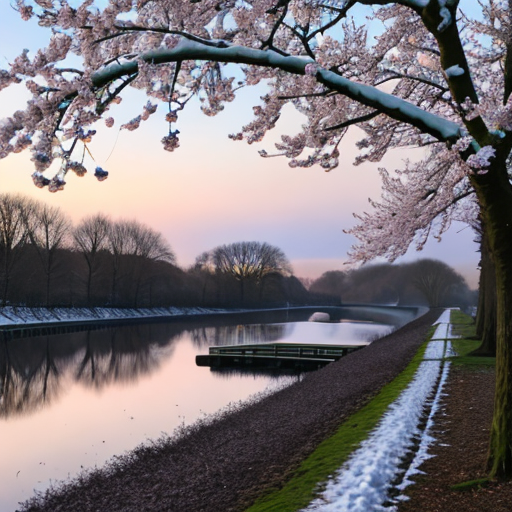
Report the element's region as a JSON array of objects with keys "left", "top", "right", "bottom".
[{"left": 196, "top": 342, "right": 366, "bottom": 371}]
